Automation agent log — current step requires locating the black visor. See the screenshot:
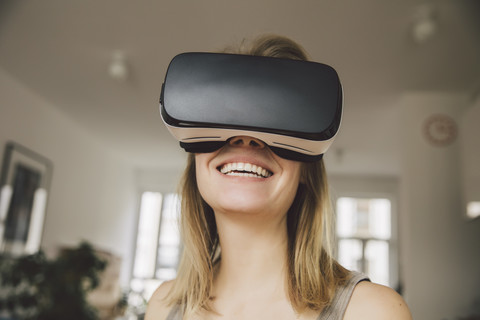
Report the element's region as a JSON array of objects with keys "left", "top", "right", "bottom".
[{"left": 159, "top": 52, "right": 343, "bottom": 162}]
